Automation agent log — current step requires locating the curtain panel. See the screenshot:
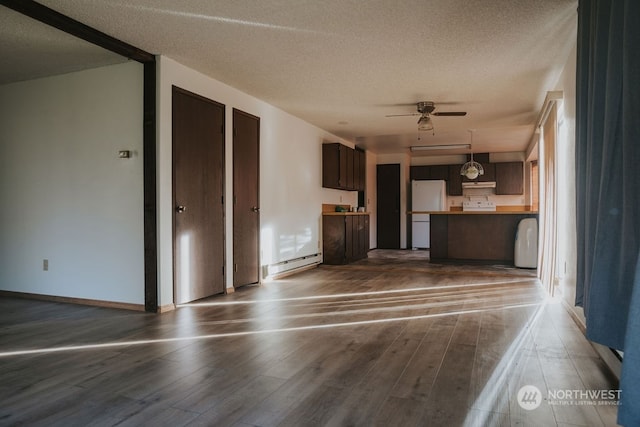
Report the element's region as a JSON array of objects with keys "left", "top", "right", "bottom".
[
  {"left": 575, "top": 0, "right": 640, "bottom": 425},
  {"left": 538, "top": 103, "right": 558, "bottom": 296}
]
